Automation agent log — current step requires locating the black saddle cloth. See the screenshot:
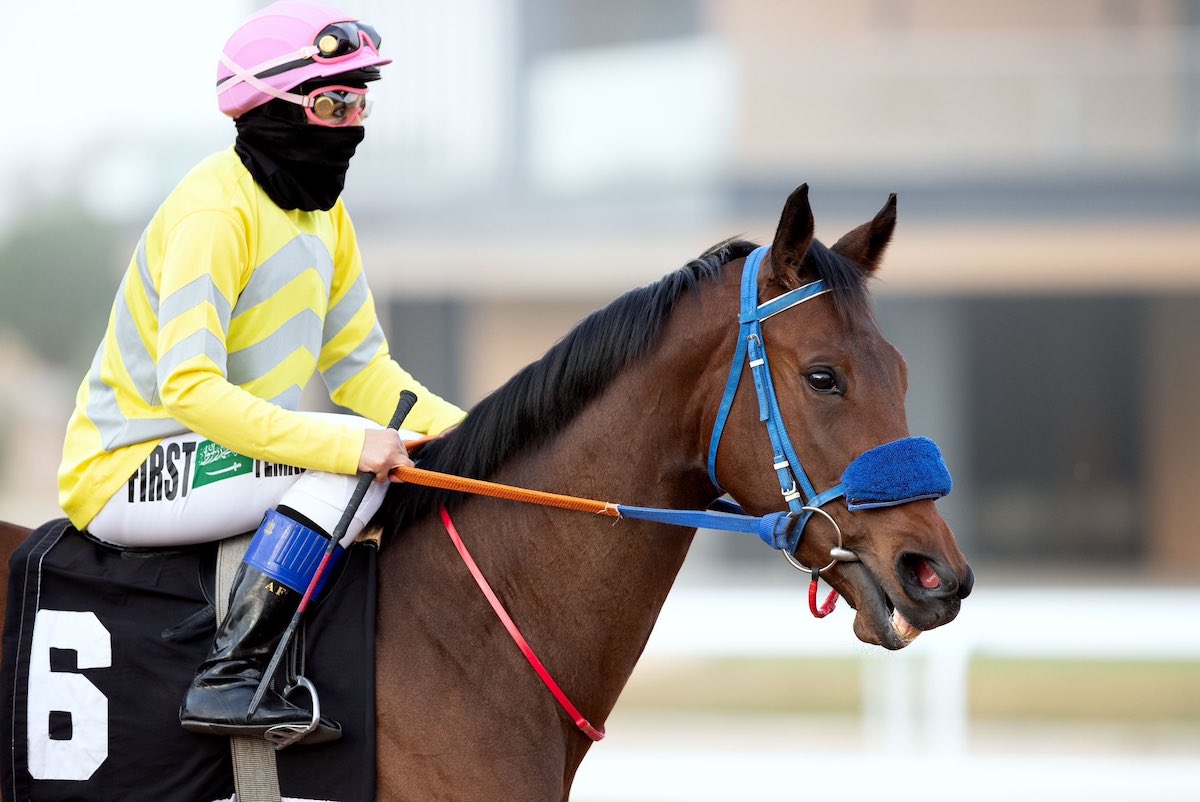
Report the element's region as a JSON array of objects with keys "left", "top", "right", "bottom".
[{"left": 0, "top": 519, "right": 377, "bottom": 802}]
